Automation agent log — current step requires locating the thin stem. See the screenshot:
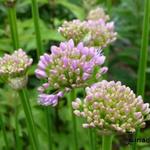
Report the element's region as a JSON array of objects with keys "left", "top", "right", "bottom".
[
  {"left": 18, "top": 89, "right": 39, "bottom": 150},
  {"left": 7, "top": 5, "right": 19, "bottom": 50},
  {"left": 31, "top": 0, "right": 43, "bottom": 58},
  {"left": 106, "top": 0, "right": 112, "bottom": 14},
  {"left": 89, "top": 128, "right": 94, "bottom": 150},
  {"left": 133, "top": 1, "right": 150, "bottom": 150},
  {"left": 89, "top": 128, "right": 96, "bottom": 150},
  {"left": 0, "top": 116, "right": 9, "bottom": 150},
  {"left": 45, "top": 107, "right": 53, "bottom": 150},
  {"left": 15, "top": 103, "right": 22, "bottom": 150},
  {"left": 137, "top": 0, "right": 150, "bottom": 97},
  {"left": 68, "top": 89, "right": 78, "bottom": 150},
  {"left": 132, "top": 128, "right": 140, "bottom": 150},
  {"left": 104, "top": 47, "right": 109, "bottom": 79},
  {"left": 102, "top": 135, "right": 113, "bottom": 150},
  {"left": 104, "top": 0, "right": 112, "bottom": 78}
]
